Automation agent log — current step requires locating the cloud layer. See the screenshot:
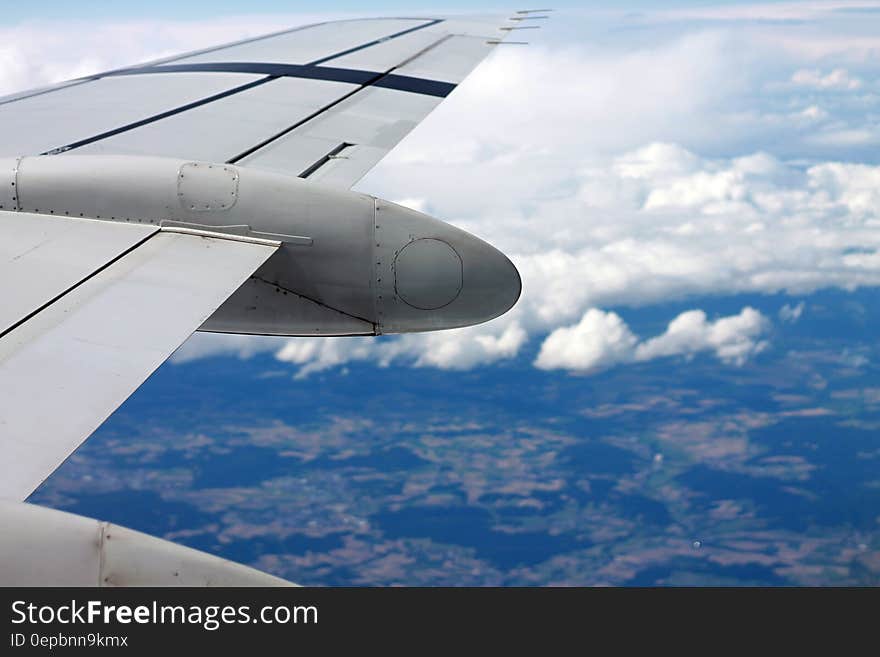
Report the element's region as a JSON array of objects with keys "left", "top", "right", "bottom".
[
  {"left": 535, "top": 307, "right": 769, "bottom": 373},
  {"left": 2, "top": 7, "right": 879, "bottom": 377}
]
